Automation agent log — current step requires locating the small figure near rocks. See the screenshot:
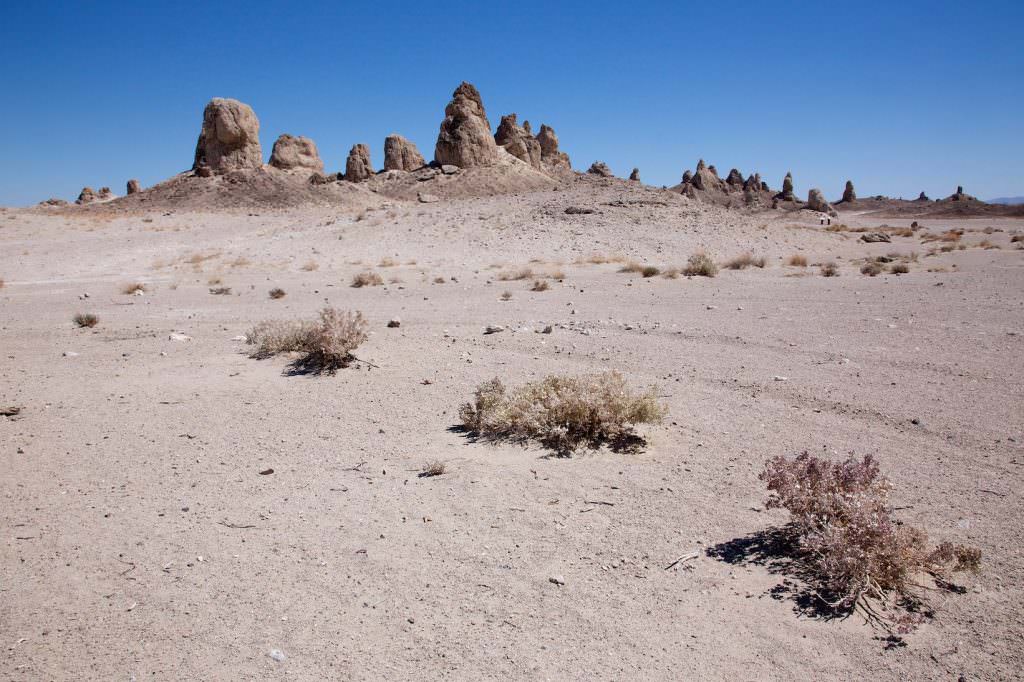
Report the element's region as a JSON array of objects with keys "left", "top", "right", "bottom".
[
  {"left": 383, "top": 134, "right": 426, "bottom": 172},
  {"left": 587, "top": 161, "right": 614, "bottom": 178},
  {"left": 841, "top": 180, "right": 856, "bottom": 203},
  {"left": 629, "top": 168, "right": 640, "bottom": 181},
  {"left": 344, "top": 144, "right": 374, "bottom": 182},
  {"left": 126, "top": 179, "right": 141, "bottom": 195},
  {"left": 269, "top": 134, "right": 324, "bottom": 172}
]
